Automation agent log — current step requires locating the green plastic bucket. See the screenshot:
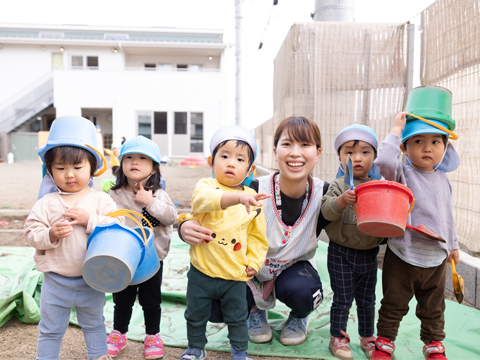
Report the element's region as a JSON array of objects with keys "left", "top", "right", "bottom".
[{"left": 405, "top": 86, "right": 456, "bottom": 131}]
